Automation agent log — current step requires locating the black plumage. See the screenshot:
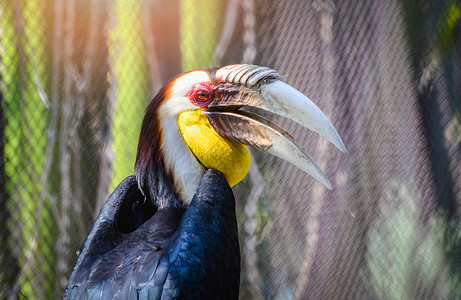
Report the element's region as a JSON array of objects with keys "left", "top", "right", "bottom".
[{"left": 64, "top": 169, "right": 240, "bottom": 299}]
